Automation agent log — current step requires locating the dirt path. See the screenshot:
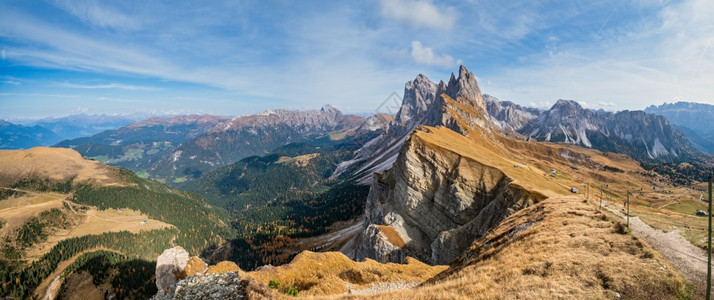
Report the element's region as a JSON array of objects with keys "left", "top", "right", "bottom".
[
  {"left": 34, "top": 247, "right": 125, "bottom": 300},
  {"left": 604, "top": 205, "right": 709, "bottom": 295}
]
